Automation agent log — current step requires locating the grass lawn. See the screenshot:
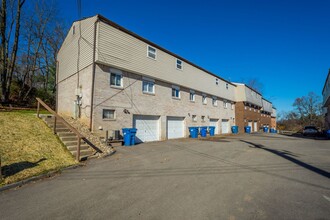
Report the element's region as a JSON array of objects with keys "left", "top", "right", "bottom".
[{"left": 0, "top": 110, "right": 77, "bottom": 186}]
